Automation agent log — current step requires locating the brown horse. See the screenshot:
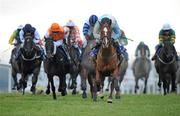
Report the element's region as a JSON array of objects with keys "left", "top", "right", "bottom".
[{"left": 93, "top": 19, "right": 121, "bottom": 103}]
